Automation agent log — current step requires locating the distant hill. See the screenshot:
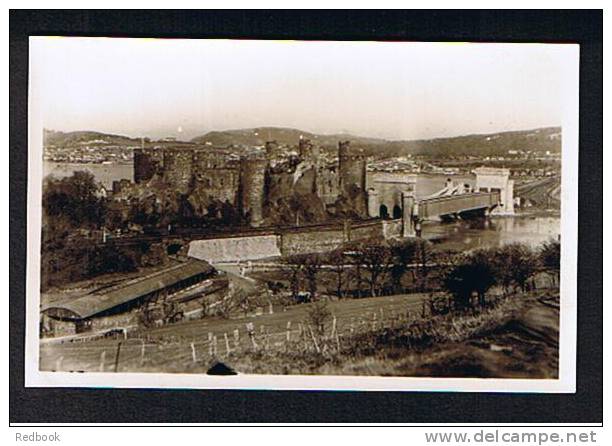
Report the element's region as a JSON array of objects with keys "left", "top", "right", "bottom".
[
  {"left": 44, "top": 126, "right": 561, "bottom": 158},
  {"left": 375, "top": 127, "right": 562, "bottom": 158},
  {"left": 44, "top": 129, "right": 141, "bottom": 147},
  {"left": 190, "top": 126, "right": 388, "bottom": 148}
]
